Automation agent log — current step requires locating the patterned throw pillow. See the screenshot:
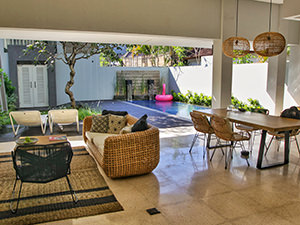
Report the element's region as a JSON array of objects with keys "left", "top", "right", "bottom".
[
  {"left": 90, "top": 115, "right": 109, "bottom": 133},
  {"left": 107, "top": 115, "right": 127, "bottom": 134}
]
